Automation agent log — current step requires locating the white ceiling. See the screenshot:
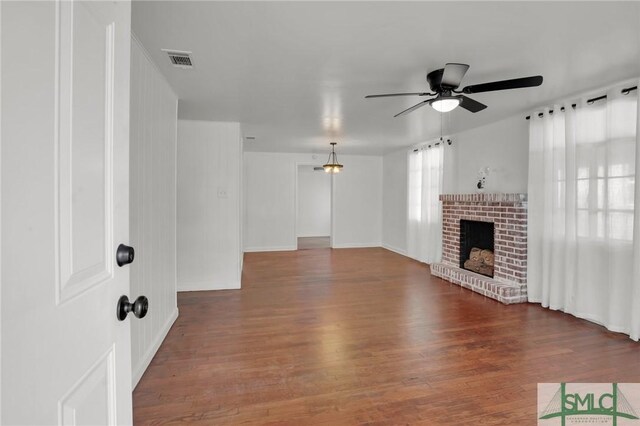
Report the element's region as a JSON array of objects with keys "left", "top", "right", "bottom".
[{"left": 132, "top": 1, "right": 640, "bottom": 155}]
